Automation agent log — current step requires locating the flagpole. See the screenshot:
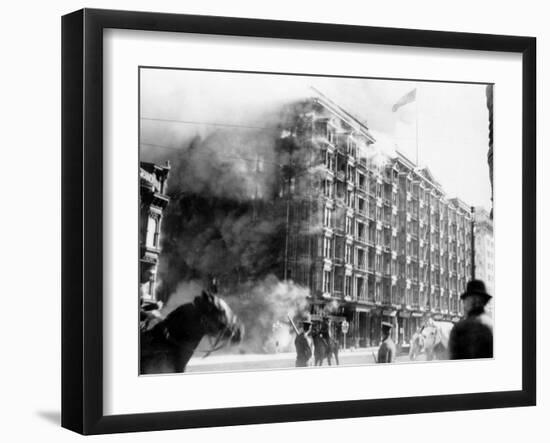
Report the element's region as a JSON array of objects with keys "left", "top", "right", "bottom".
[{"left": 415, "top": 83, "right": 419, "bottom": 165}]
